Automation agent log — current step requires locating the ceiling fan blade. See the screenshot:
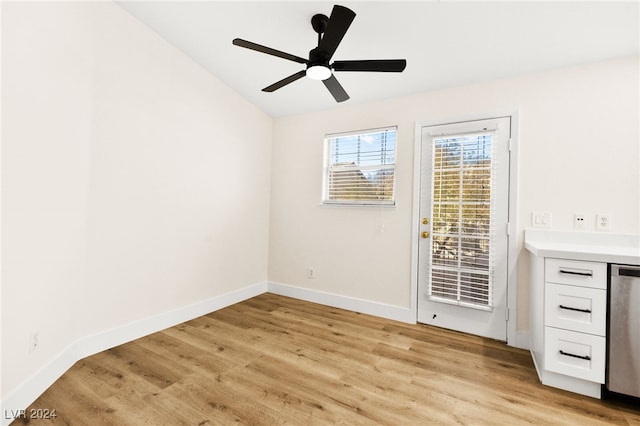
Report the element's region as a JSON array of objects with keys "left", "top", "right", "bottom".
[
  {"left": 322, "top": 74, "right": 349, "bottom": 103},
  {"left": 332, "top": 59, "right": 407, "bottom": 73},
  {"left": 262, "top": 70, "right": 307, "bottom": 92},
  {"left": 317, "top": 5, "right": 356, "bottom": 60},
  {"left": 233, "top": 38, "right": 308, "bottom": 64}
]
